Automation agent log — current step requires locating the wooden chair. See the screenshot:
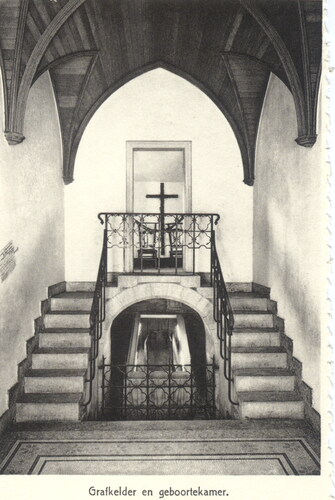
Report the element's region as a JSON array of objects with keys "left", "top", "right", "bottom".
[
  {"left": 135, "top": 220, "right": 158, "bottom": 267},
  {"left": 166, "top": 218, "right": 183, "bottom": 261}
]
